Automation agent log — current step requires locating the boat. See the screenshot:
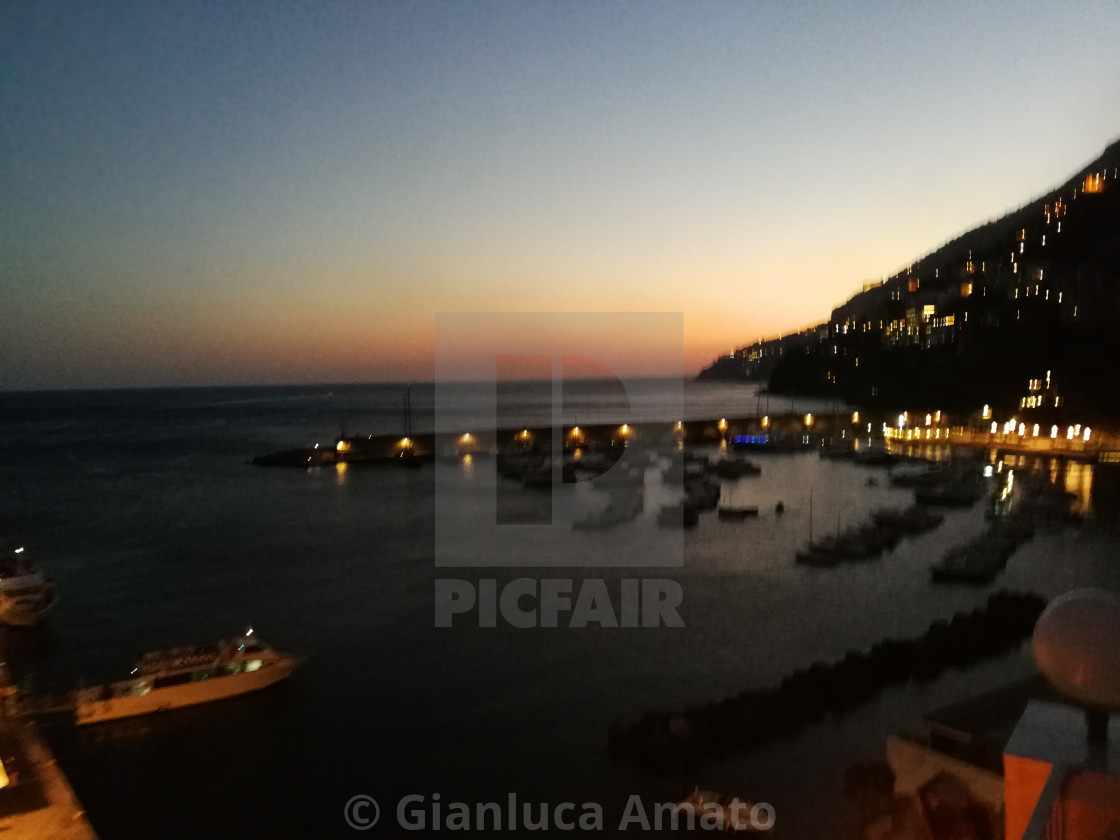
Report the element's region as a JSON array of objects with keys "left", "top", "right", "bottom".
[
  {"left": 931, "top": 534, "right": 1010, "bottom": 584},
  {"left": 795, "top": 489, "right": 841, "bottom": 566},
  {"left": 73, "top": 629, "right": 304, "bottom": 725},
  {"left": 914, "top": 482, "right": 980, "bottom": 507},
  {"left": 831, "top": 530, "right": 883, "bottom": 561},
  {"left": 818, "top": 444, "right": 854, "bottom": 460},
  {"left": 888, "top": 466, "right": 946, "bottom": 488},
  {"left": 712, "top": 458, "right": 762, "bottom": 479},
  {"left": 571, "top": 451, "right": 620, "bottom": 475},
  {"left": 795, "top": 544, "right": 842, "bottom": 567},
  {"left": 729, "top": 434, "right": 779, "bottom": 452},
  {"left": 684, "top": 478, "right": 721, "bottom": 510},
  {"left": 853, "top": 448, "right": 898, "bottom": 467},
  {"left": 718, "top": 506, "right": 759, "bottom": 520},
  {"left": 663, "top": 455, "right": 708, "bottom": 485},
  {"left": 929, "top": 546, "right": 1005, "bottom": 584},
  {"left": 717, "top": 485, "right": 757, "bottom": 520},
  {"left": 0, "top": 547, "right": 57, "bottom": 628},
  {"left": 857, "top": 523, "right": 902, "bottom": 552},
  {"left": 871, "top": 505, "right": 944, "bottom": 534},
  {"left": 572, "top": 489, "right": 644, "bottom": 531},
  {"left": 657, "top": 502, "right": 699, "bottom": 528}
]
